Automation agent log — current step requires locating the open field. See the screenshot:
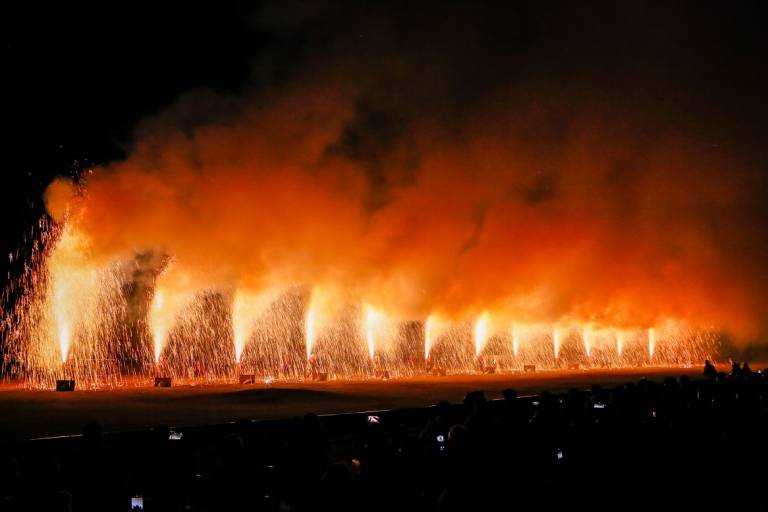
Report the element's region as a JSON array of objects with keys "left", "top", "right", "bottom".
[{"left": 0, "top": 366, "right": 716, "bottom": 441}]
